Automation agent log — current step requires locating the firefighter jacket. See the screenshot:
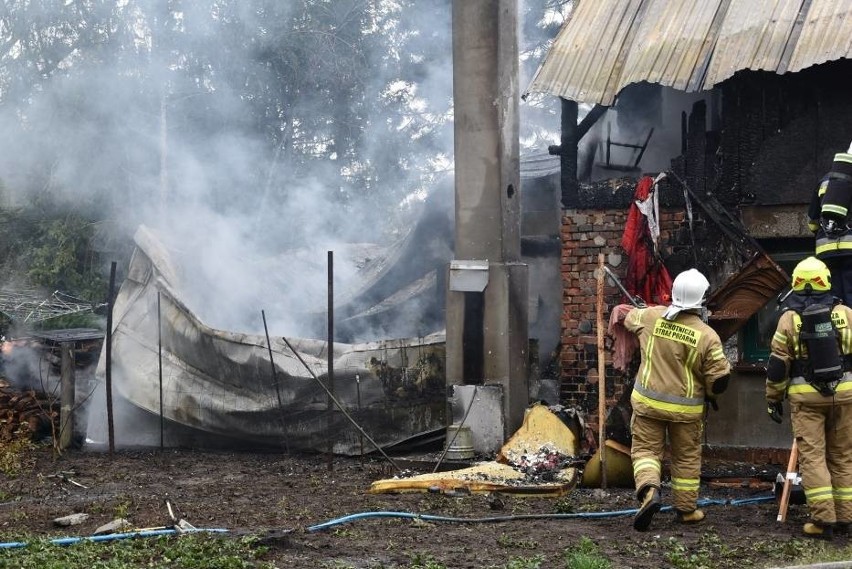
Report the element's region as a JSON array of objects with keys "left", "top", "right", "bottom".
[
  {"left": 809, "top": 151, "right": 852, "bottom": 258},
  {"left": 625, "top": 305, "right": 730, "bottom": 423},
  {"left": 766, "top": 303, "right": 852, "bottom": 406}
]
